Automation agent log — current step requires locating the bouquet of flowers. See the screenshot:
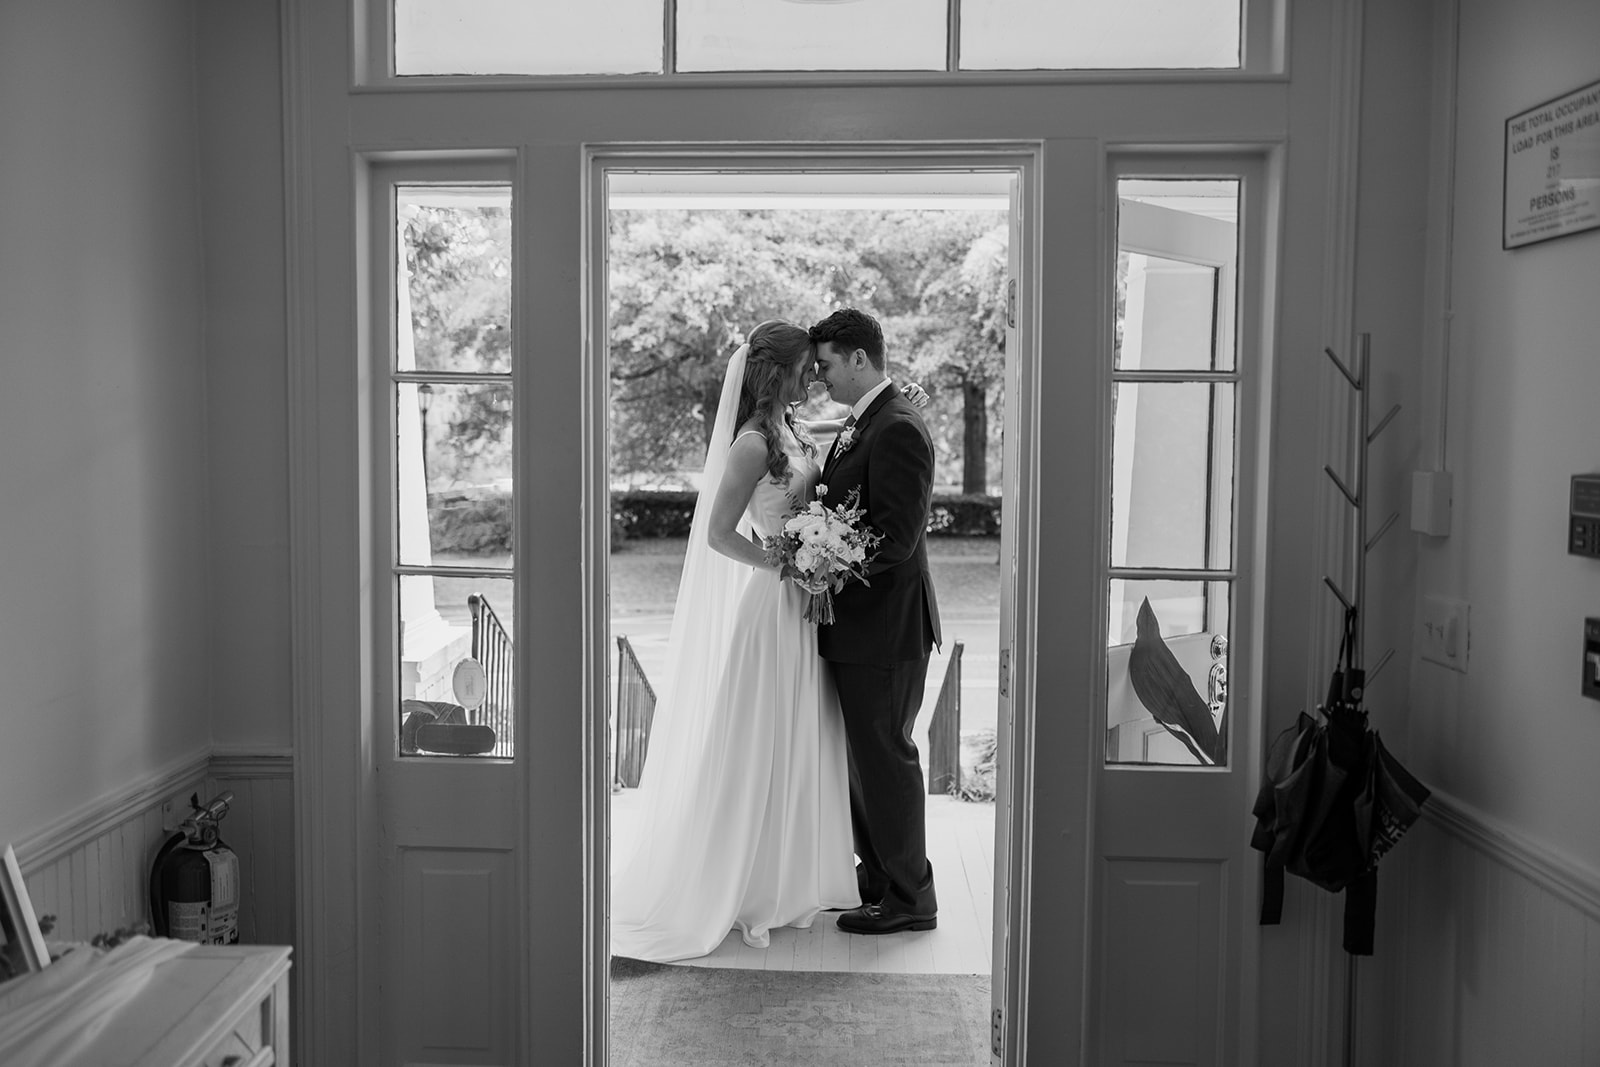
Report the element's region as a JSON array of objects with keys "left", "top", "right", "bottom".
[{"left": 763, "top": 486, "right": 882, "bottom": 625}]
